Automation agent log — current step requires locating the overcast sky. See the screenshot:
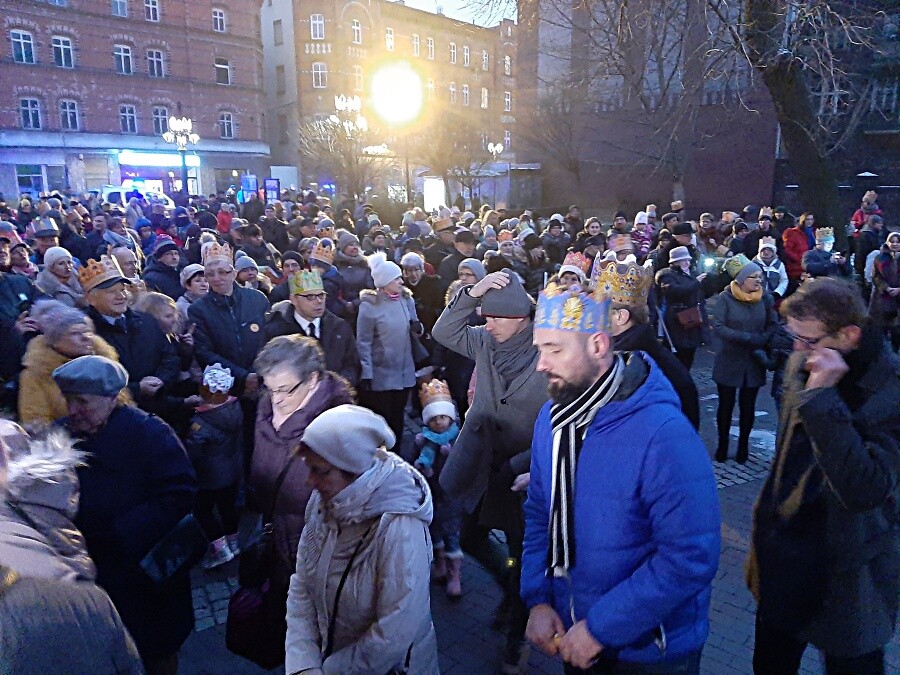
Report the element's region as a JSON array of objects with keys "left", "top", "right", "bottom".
[{"left": 397, "top": 0, "right": 515, "bottom": 27}]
